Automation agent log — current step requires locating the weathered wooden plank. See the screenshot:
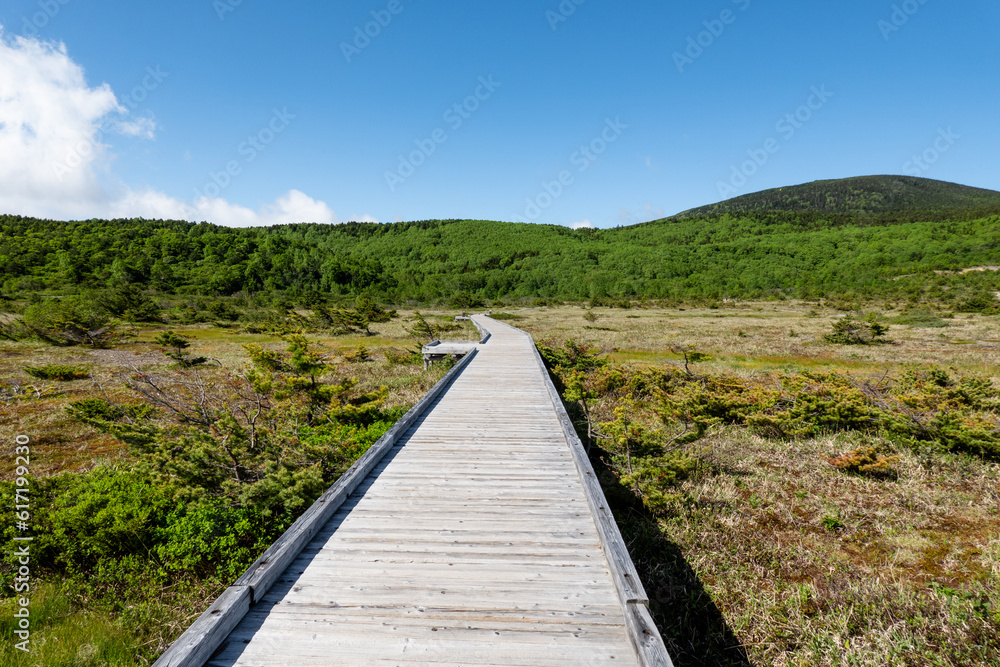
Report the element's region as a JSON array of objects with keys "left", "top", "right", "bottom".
[
  {"left": 331, "top": 506, "right": 591, "bottom": 518},
  {"left": 218, "top": 609, "right": 628, "bottom": 638},
  {"left": 287, "top": 549, "right": 604, "bottom": 566},
  {"left": 275, "top": 560, "right": 614, "bottom": 578},
  {"left": 210, "top": 641, "right": 626, "bottom": 667},
  {"left": 243, "top": 602, "right": 625, "bottom": 619},
  {"left": 329, "top": 498, "right": 590, "bottom": 513},
  {"left": 221, "top": 620, "right": 630, "bottom": 647},
  {"left": 319, "top": 516, "right": 595, "bottom": 531},
  {"left": 623, "top": 603, "right": 675, "bottom": 667},
  {"left": 423, "top": 341, "right": 478, "bottom": 355},
  {"left": 297, "top": 540, "right": 602, "bottom": 556},
  {"left": 253, "top": 584, "right": 622, "bottom": 607}
]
